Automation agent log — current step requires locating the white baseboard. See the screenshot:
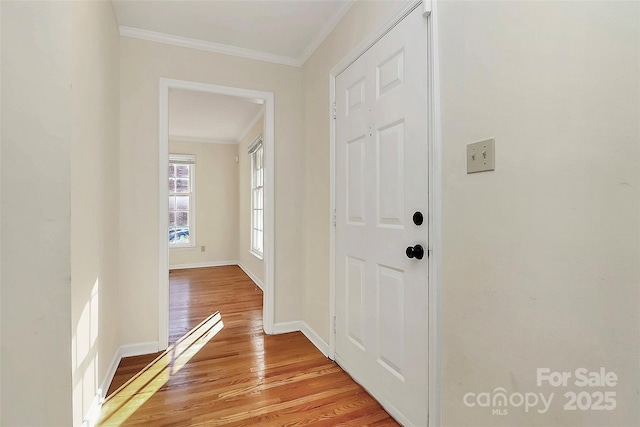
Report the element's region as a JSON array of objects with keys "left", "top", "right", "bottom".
[
  {"left": 169, "top": 260, "right": 238, "bottom": 270},
  {"left": 273, "top": 320, "right": 302, "bottom": 334},
  {"left": 85, "top": 340, "right": 158, "bottom": 427},
  {"left": 237, "top": 262, "right": 264, "bottom": 291},
  {"left": 300, "top": 321, "right": 330, "bottom": 357},
  {"left": 273, "top": 321, "right": 329, "bottom": 357},
  {"left": 170, "top": 261, "right": 265, "bottom": 292},
  {"left": 99, "top": 349, "right": 122, "bottom": 399},
  {"left": 82, "top": 392, "right": 103, "bottom": 427},
  {"left": 120, "top": 341, "right": 160, "bottom": 358},
  {"left": 83, "top": 349, "right": 121, "bottom": 426}
]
